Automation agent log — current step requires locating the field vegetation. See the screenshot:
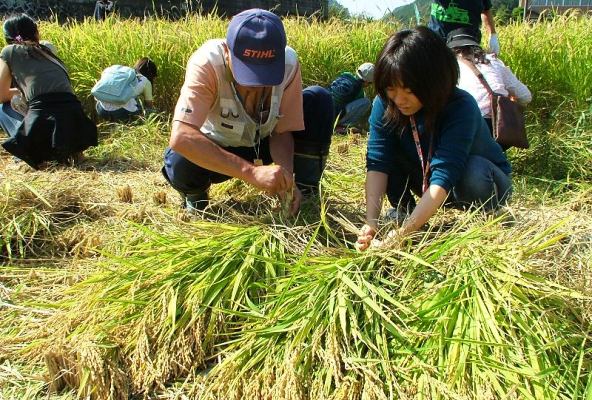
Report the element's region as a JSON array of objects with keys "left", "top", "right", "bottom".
[{"left": 0, "top": 12, "right": 591, "bottom": 400}]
